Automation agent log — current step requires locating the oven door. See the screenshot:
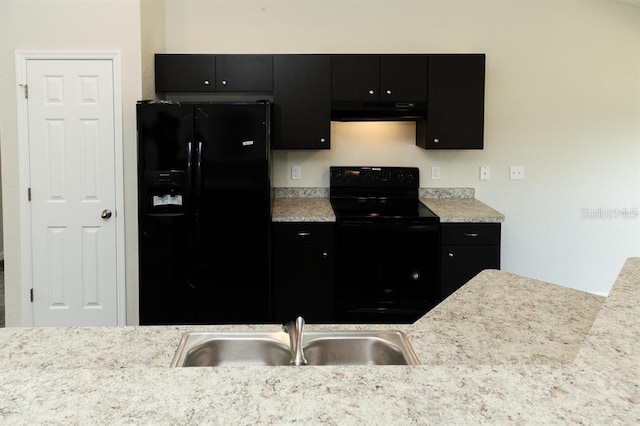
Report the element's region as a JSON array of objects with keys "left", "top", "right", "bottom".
[{"left": 334, "top": 220, "right": 440, "bottom": 323}]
